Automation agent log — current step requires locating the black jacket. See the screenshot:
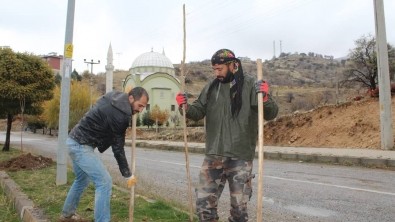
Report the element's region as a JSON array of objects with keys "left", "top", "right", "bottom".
[{"left": 69, "top": 91, "right": 132, "bottom": 177}]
